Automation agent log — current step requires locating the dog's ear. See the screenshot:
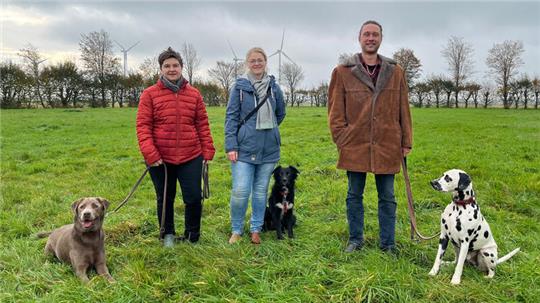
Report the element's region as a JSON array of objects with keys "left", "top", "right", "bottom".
[
  {"left": 96, "top": 197, "right": 110, "bottom": 210},
  {"left": 289, "top": 165, "right": 300, "bottom": 175},
  {"left": 457, "top": 172, "right": 471, "bottom": 191},
  {"left": 71, "top": 198, "right": 84, "bottom": 215},
  {"left": 273, "top": 165, "right": 282, "bottom": 174}
]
